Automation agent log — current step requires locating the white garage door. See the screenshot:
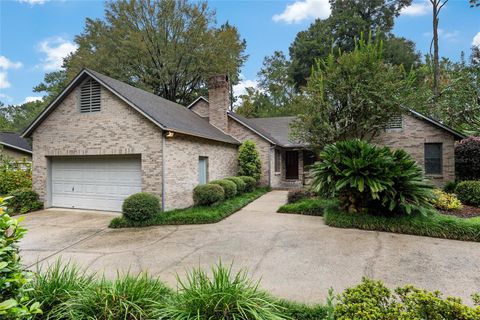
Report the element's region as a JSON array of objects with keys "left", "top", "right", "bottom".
[{"left": 51, "top": 157, "right": 142, "bottom": 212}]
